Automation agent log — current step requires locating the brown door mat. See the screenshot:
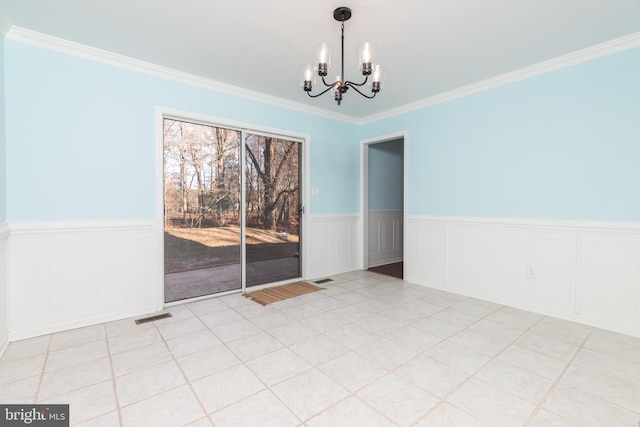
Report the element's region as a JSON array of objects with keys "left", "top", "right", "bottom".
[{"left": 244, "top": 281, "right": 325, "bottom": 305}]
